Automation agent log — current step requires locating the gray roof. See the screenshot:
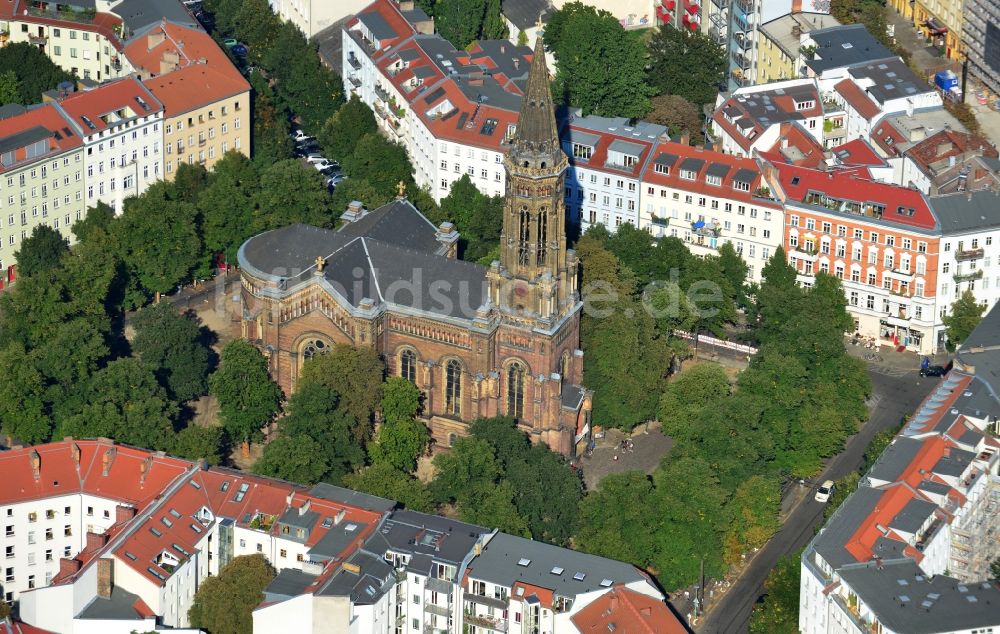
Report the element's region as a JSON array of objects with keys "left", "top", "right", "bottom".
[
  {"left": 724, "top": 82, "right": 818, "bottom": 130},
  {"left": 278, "top": 507, "right": 320, "bottom": 532},
  {"left": 917, "top": 480, "right": 951, "bottom": 496},
  {"left": 812, "top": 486, "right": 885, "bottom": 568},
  {"left": 889, "top": 497, "right": 936, "bottom": 534},
  {"left": 561, "top": 384, "right": 585, "bottom": 410},
  {"left": 567, "top": 114, "right": 667, "bottom": 141},
  {"left": 838, "top": 560, "right": 1000, "bottom": 634},
  {"left": 930, "top": 190, "right": 1000, "bottom": 234},
  {"left": 957, "top": 303, "right": 1000, "bottom": 410},
  {"left": 868, "top": 437, "right": 924, "bottom": 483},
  {"left": 77, "top": 586, "right": 146, "bottom": 620},
  {"left": 474, "top": 40, "right": 532, "bottom": 82},
  {"left": 308, "top": 482, "right": 397, "bottom": 513},
  {"left": 653, "top": 152, "right": 678, "bottom": 167},
  {"left": 706, "top": 162, "right": 731, "bottom": 179},
  {"left": 467, "top": 533, "right": 645, "bottom": 597},
  {"left": 732, "top": 167, "right": 758, "bottom": 184},
  {"left": 264, "top": 568, "right": 317, "bottom": 601},
  {"left": 804, "top": 24, "right": 894, "bottom": 74},
  {"left": 760, "top": 12, "right": 841, "bottom": 59},
  {"left": 358, "top": 11, "right": 399, "bottom": 41},
  {"left": 679, "top": 157, "right": 705, "bottom": 173},
  {"left": 501, "top": 0, "right": 553, "bottom": 30},
  {"left": 0, "top": 104, "right": 27, "bottom": 120},
  {"left": 114, "top": 0, "right": 200, "bottom": 31},
  {"left": 317, "top": 549, "right": 394, "bottom": 603},
  {"left": 363, "top": 510, "right": 486, "bottom": 568},
  {"left": 607, "top": 139, "right": 644, "bottom": 157},
  {"left": 931, "top": 447, "right": 975, "bottom": 477},
  {"left": 0, "top": 126, "right": 51, "bottom": 155},
  {"left": 564, "top": 129, "right": 600, "bottom": 148},
  {"left": 337, "top": 199, "right": 443, "bottom": 254},
  {"left": 309, "top": 520, "right": 369, "bottom": 560},
  {"left": 848, "top": 58, "right": 932, "bottom": 105}
]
